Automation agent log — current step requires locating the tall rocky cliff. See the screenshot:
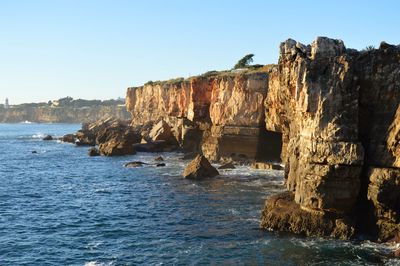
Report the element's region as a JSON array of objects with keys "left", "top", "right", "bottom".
[
  {"left": 261, "top": 37, "right": 399, "bottom": 241},
  {"left": 125, "top": 37, "right": 399, "bottom": 241}
]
